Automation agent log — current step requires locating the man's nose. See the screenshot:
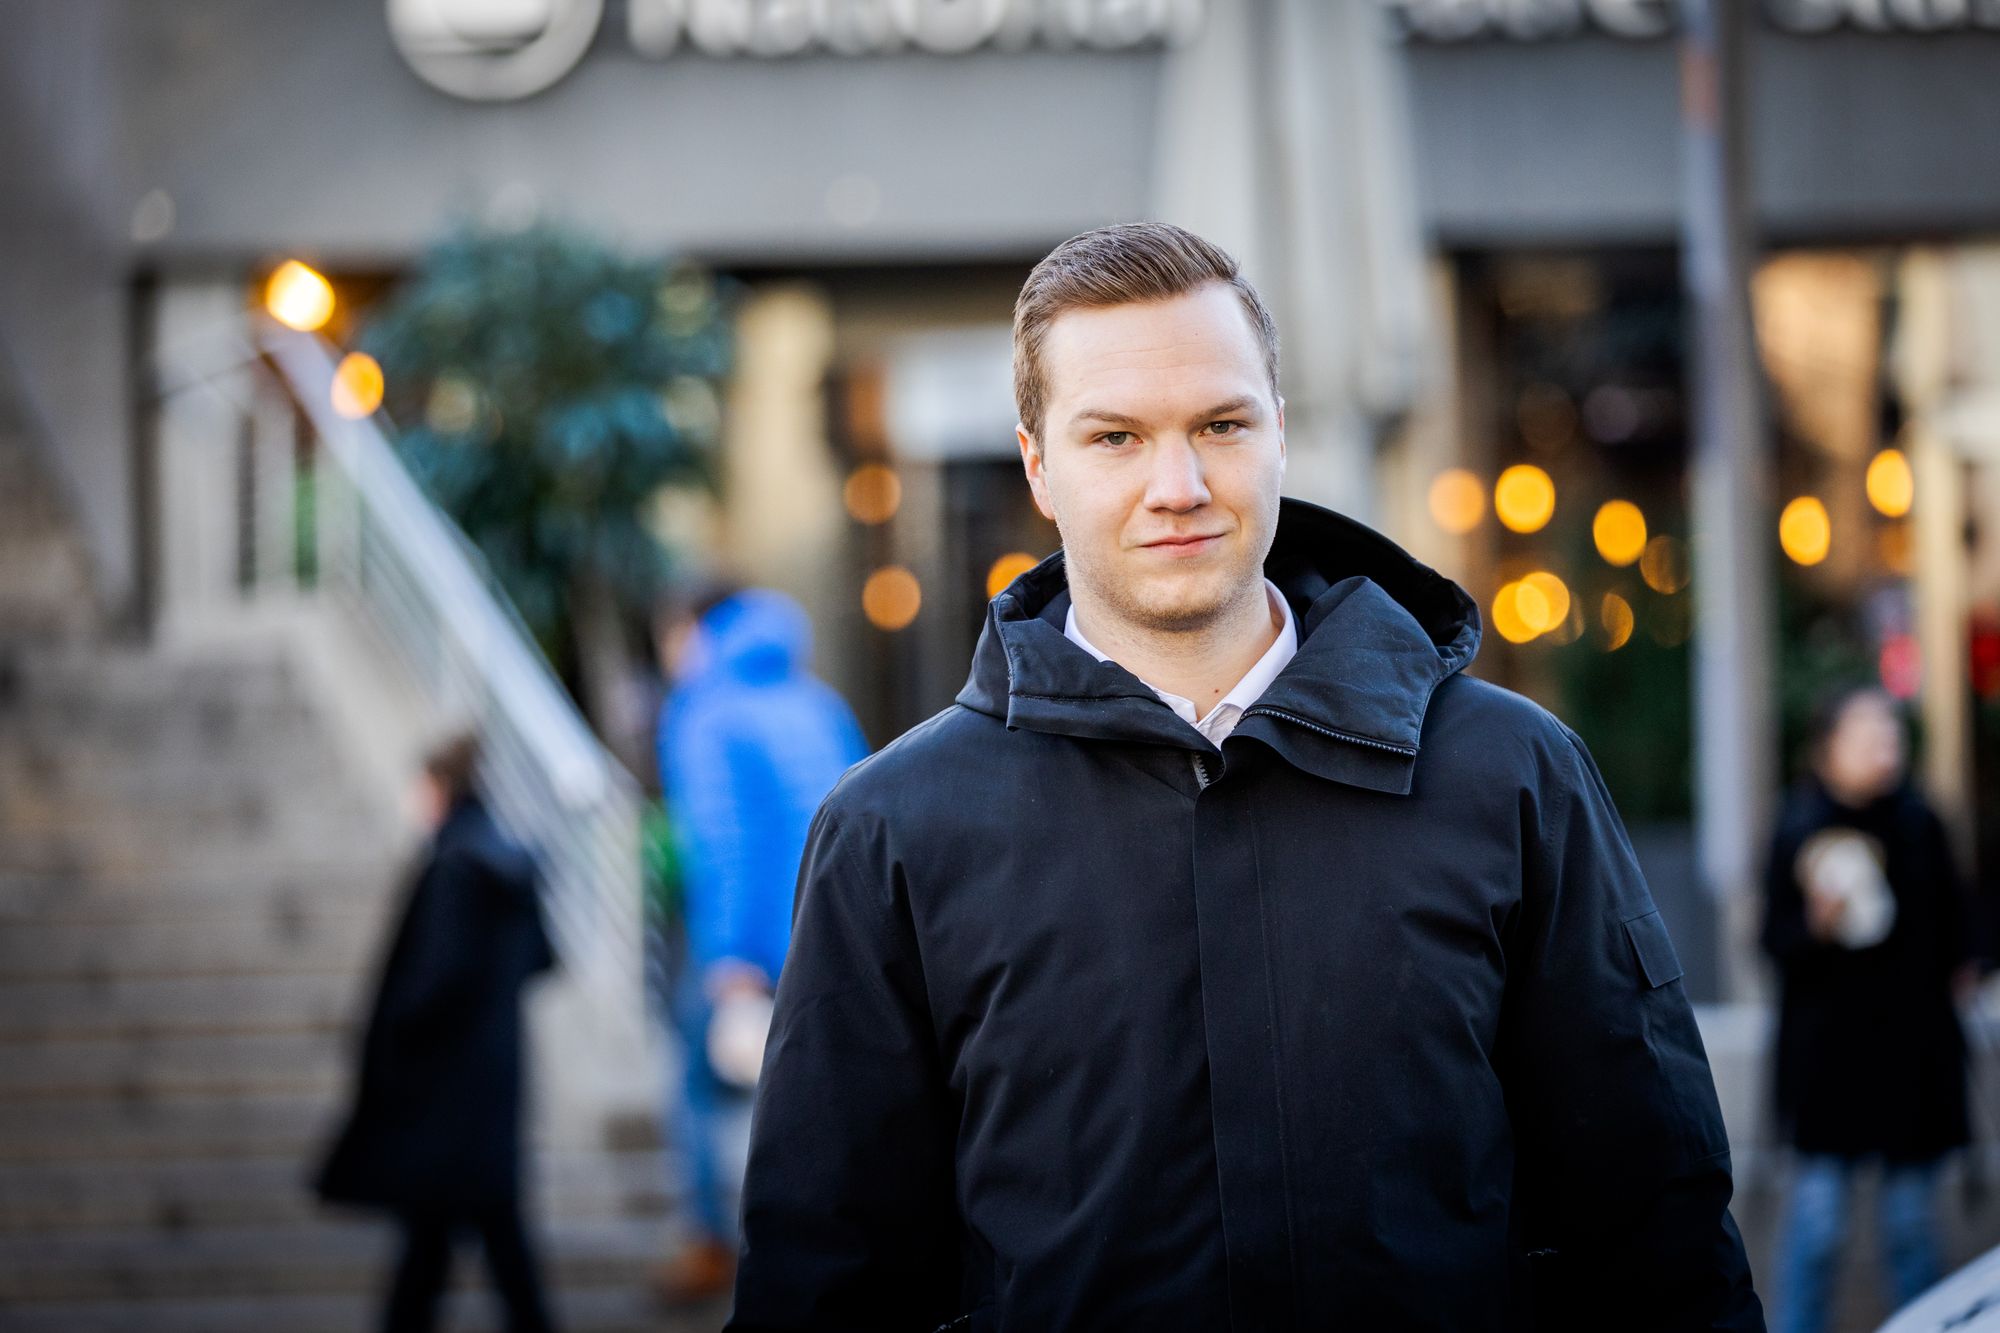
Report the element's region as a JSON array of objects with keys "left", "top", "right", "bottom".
[{"left": 1144, "top": 436, "right": 1210, "bottom": 512}]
